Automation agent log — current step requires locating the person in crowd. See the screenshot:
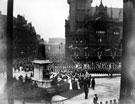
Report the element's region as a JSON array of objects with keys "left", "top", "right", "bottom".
[
  {"left": 19, "top": 75, "right": 23, "bottom": 83},
  {"left": 68, "top": 76, "right": 72, "bottom": 90},
  {"left": 110, "top": 100, "right": 113, "bottom": 104},
  {"left": 83, "top": 76, "right": 89, "bottom": 99},
  {"left": 105, "top": 101, "right": 108, "bottom": 104},
  {"left": 25, "top": 74, "right": 28, "bottom": 82},
  {"left": 33, "top": 81, "right": 38, "bottom": 88},
  {"left": 93, "top": 94, "right": 98, "bottom": 104},
  {"left": 91, "top": 77, "right": 95, "bottom": 90},
  {"left": 79, "top": 75, "right": 83, "bottom": 89},
  {"left": 88, "top": 73, "right": 91, "bottom": 88},
  {"left": 30, "top": 72, "right": 33, "bottom": 77},
  {"left": 110, "top": 68, "right": 113, "bottom": 78},
  {"left": 113, "top": 99, "right": 117, "bottom": 104},
  {"left": 76, "top": 78, "right": 80, "bottom": 89},
  {"left": 108, "top": 63, "right": 112, "bottom": 76}
]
